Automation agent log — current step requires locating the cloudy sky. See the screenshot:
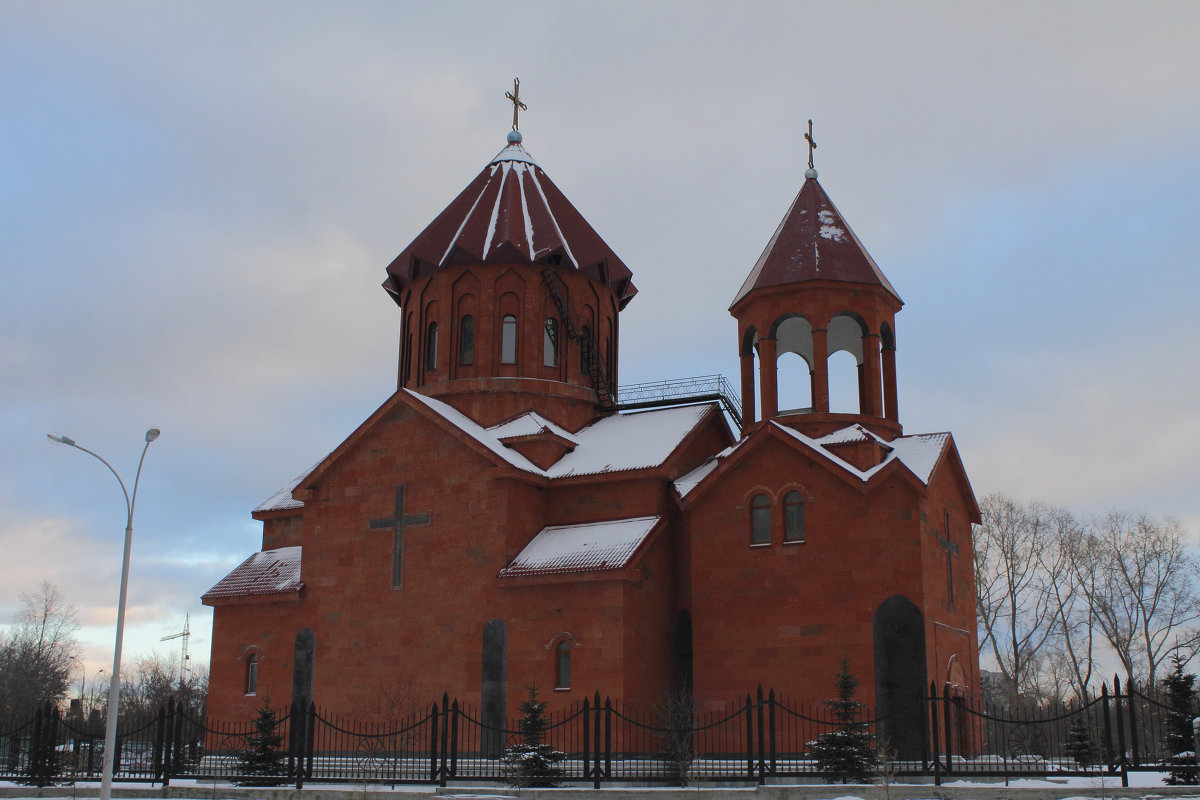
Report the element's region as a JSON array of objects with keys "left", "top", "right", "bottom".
[{"left": 3, "top": 1, "right": 1199, "bottom": 680}]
